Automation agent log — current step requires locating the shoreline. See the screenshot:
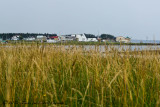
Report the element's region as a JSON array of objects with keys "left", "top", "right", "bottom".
[{"left": 1, "top": 40, "right": 160, "bottom": 45}]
